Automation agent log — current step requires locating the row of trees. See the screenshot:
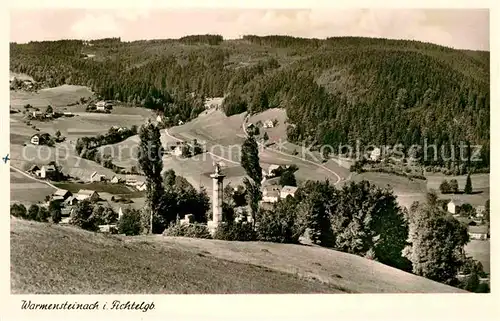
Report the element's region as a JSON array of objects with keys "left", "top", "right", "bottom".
[
  {"left": 439, "top": 173, "right": 473, "bottom": 194},
  {"left": 11, "top": 202, "right": 61, "bottom": 223}
]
